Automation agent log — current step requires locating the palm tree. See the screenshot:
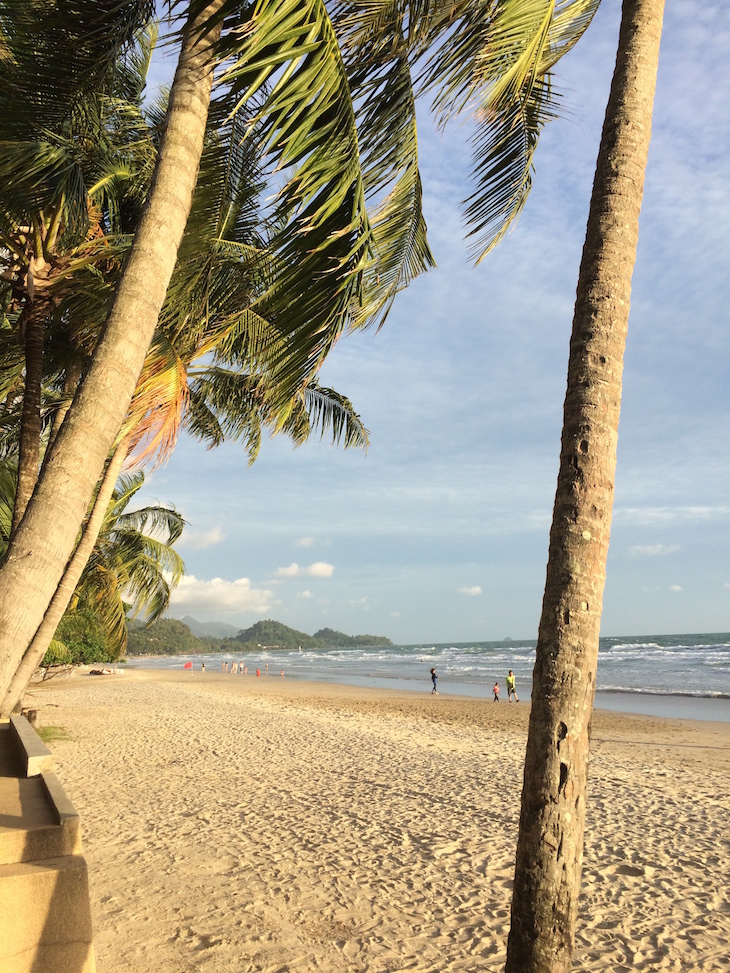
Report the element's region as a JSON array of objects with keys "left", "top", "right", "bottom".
[
  {"left": 0, "top": 0, "right": 599, "bottom": 706},
  {"left": 0, "top": 1, "right": 156, "bottom": 532},
  {"left": 505, "top": 1, "right": 666, "bottom": 970},
  {"left": 45, "top": 471, "right": 184, "bottom": 667}
]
